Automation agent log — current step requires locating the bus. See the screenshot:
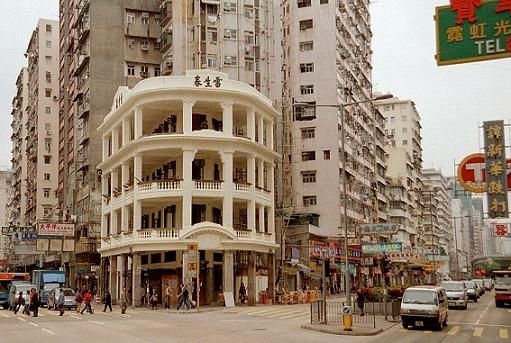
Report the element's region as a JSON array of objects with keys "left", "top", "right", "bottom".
[
  {"left": 0, "top": 272, "right": 30, "bottom": 309},
  {"left": 32, "top": 270, "right": 66, "bottom": 306},
  {"left": 494, "top": 270, "right": 511, "bottom": 307}
]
